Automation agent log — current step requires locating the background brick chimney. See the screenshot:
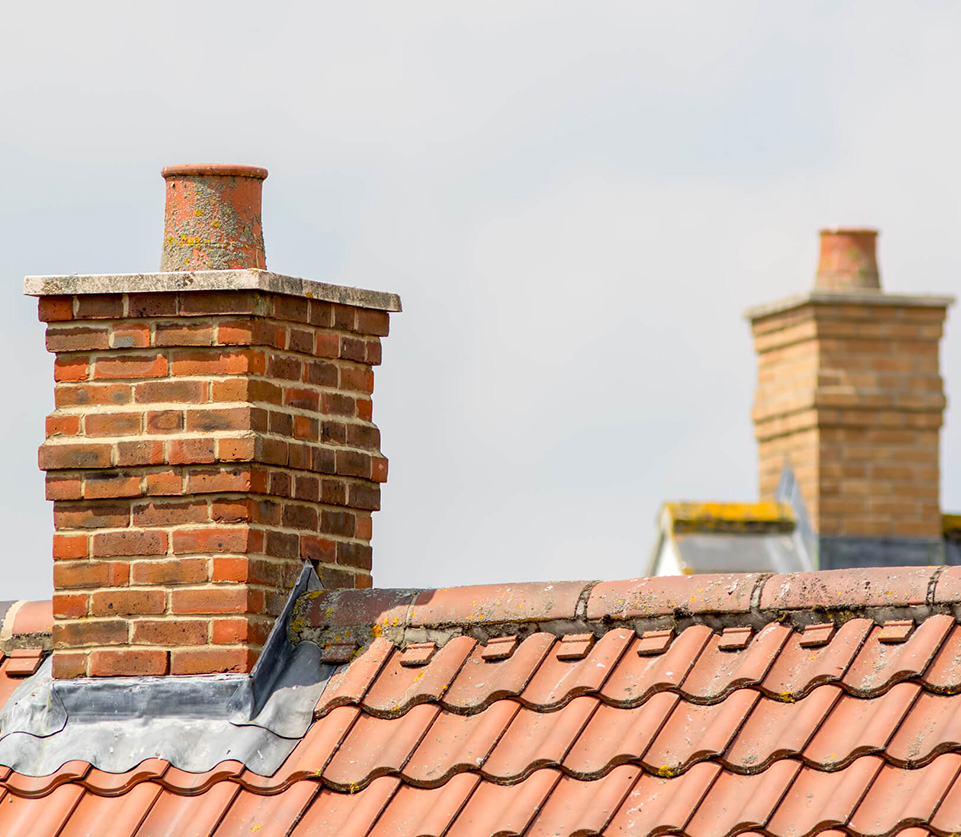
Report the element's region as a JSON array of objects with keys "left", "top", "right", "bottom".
[
  {"left": 28, "top": 164, "right": 400, "bottom": 678},
  {"left": 746, "top": 229, "right": 952, "bottom": 569}
]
